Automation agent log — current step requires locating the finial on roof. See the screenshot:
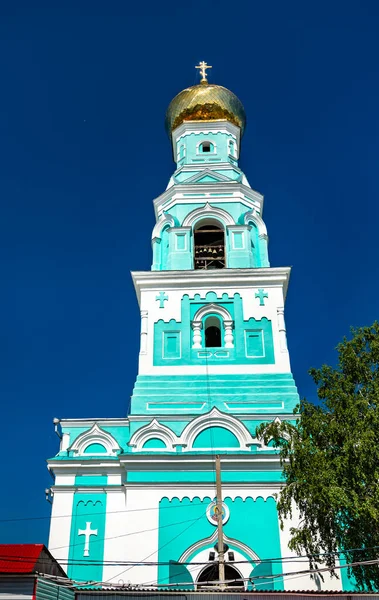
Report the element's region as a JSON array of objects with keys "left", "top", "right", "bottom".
[{"left": 195, "top": 61, "right": 212, "bottom": 83}]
